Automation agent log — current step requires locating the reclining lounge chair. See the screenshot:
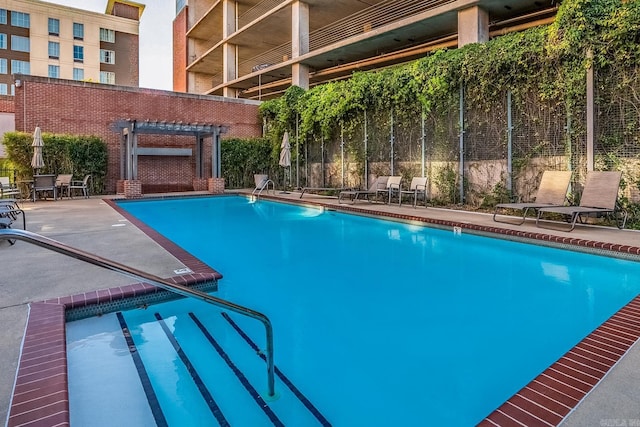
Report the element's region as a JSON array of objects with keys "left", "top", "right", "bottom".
[
  {"left": 338, "top": 176, "right": 389, "bottom": 204},
  {"left": 493, "top": 171, "right": 572, "bottom": 225},
  {"left": 0, "top": 202, "right": 26, "bottom": 245},
  {"left": 1, "top": 177, "right": 22, "bottom": 199},
  {"left": 536, "top": 171, "right": 627, "bottom": 231}
]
